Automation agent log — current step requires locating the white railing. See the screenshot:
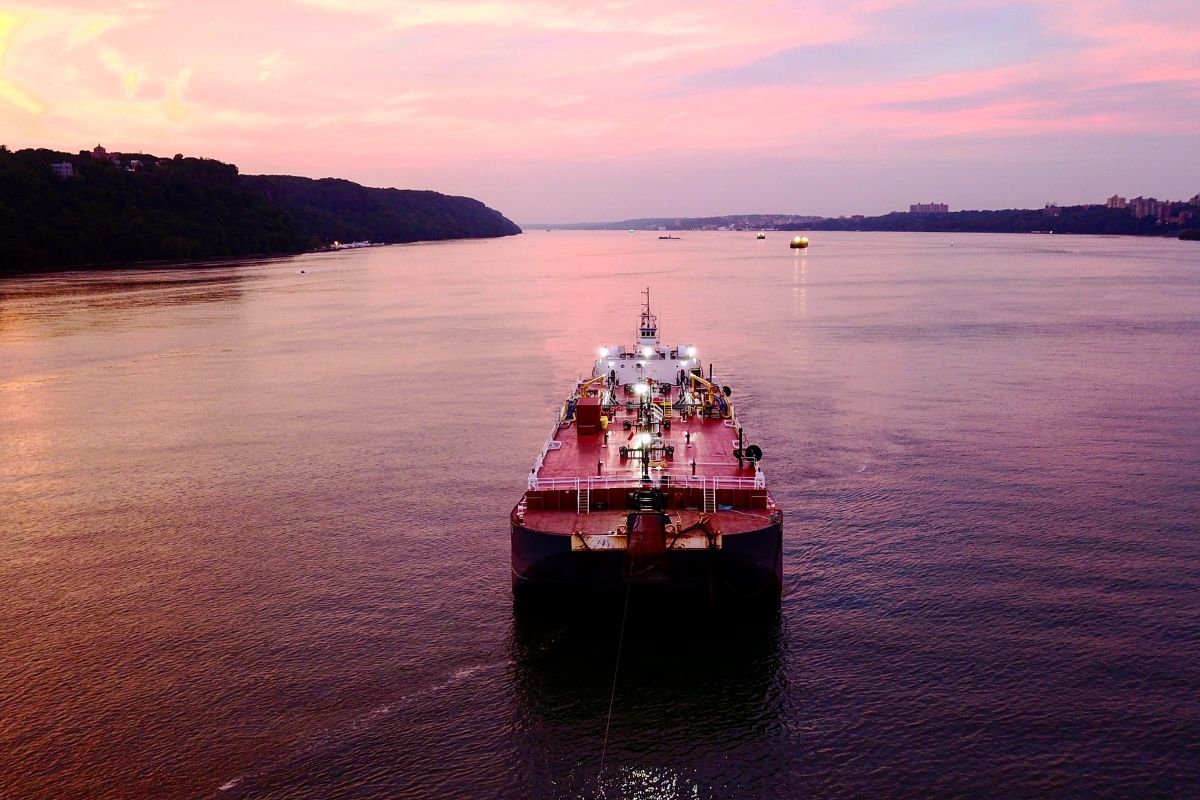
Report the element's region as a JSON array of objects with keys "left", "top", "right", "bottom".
[
  {"left": 528, "top": 470, "right": 766, "bottom": 493},
  {"left": 527, "top": 415, "right": 568, "bottom": 489},
  {"left": 526, "top": 405, "right": 767, "bottom": 492}
]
